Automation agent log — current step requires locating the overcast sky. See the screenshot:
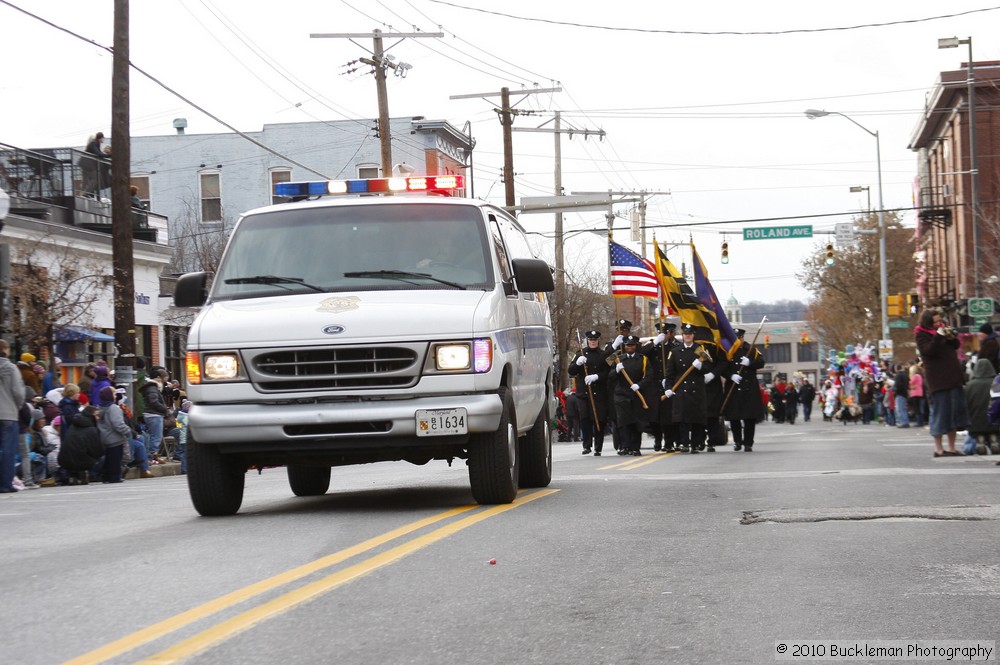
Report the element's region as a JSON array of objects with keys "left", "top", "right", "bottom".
[{"left": 3, "top": 1, "right": 998, "bottom": 306}]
